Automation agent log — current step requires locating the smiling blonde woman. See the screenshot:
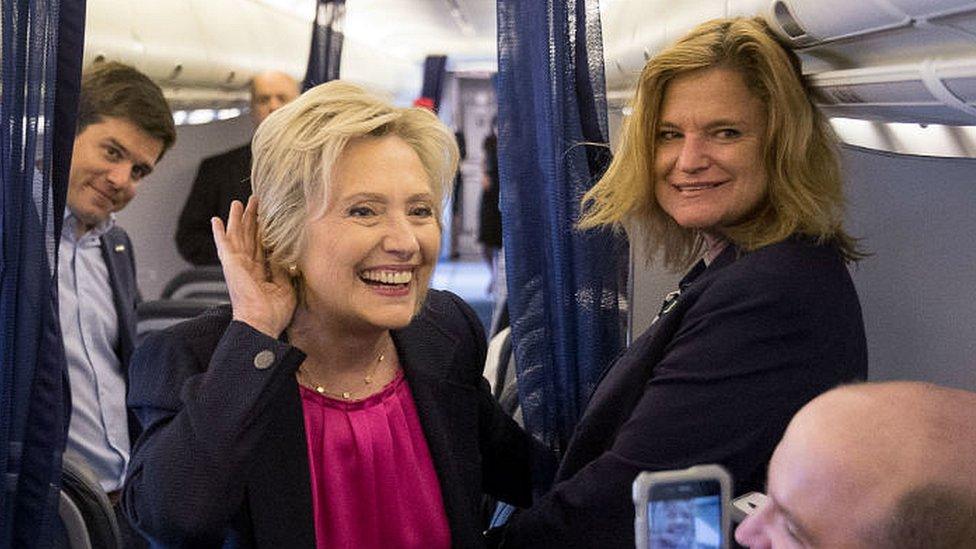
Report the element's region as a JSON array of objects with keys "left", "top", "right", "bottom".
[
  {"left": 122, "top": 81, "right": 543, "bottom": 548},
  {"left": 492, "top": 17, "right": 869, "bottom": 548}
]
